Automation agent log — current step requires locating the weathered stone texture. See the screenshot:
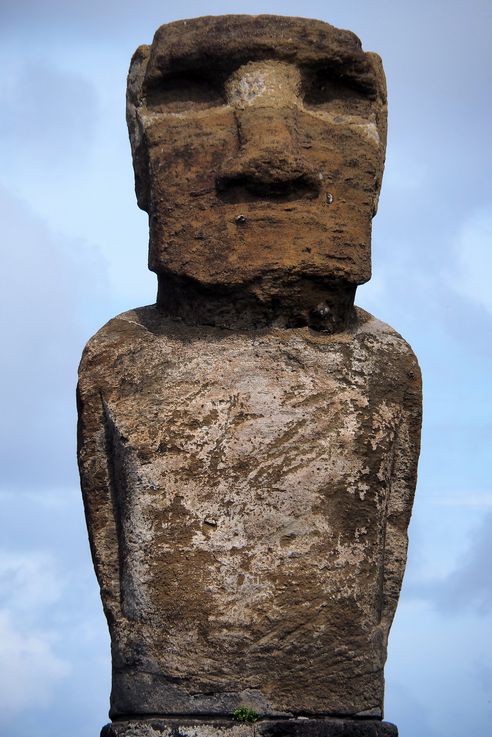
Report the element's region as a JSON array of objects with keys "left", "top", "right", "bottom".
[
  {"left": 78, "top": 307, "right": 420, "bottom": 718},
  {"left": 101, "top": 717, "right": 398, "bottom": 737},
  {"left": 126, "top": 15, "right": 387, "bottom": 316},
  {"left": 77, "top": 13, "right": 421, "bottom": 732}
]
